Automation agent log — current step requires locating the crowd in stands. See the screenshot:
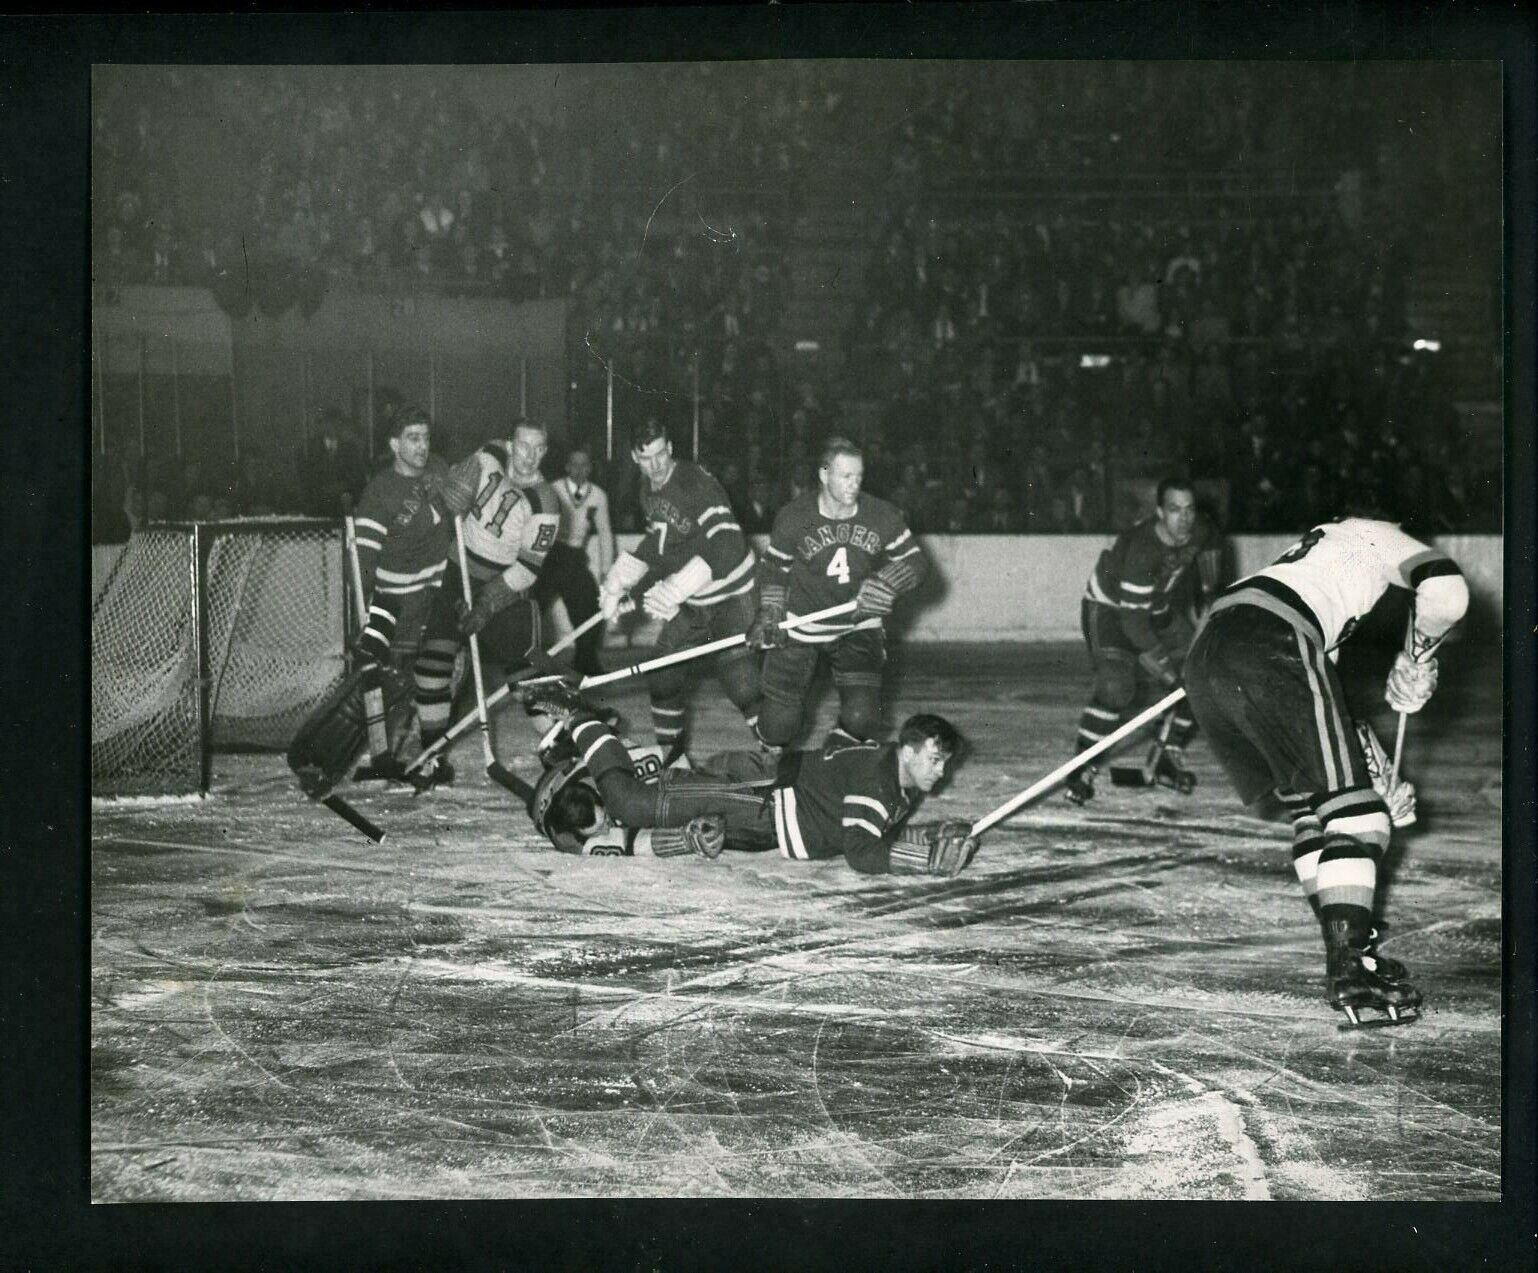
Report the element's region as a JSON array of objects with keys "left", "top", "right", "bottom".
[{"left": 91, "top": 62, "right": 1500, "bottom": 540}]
